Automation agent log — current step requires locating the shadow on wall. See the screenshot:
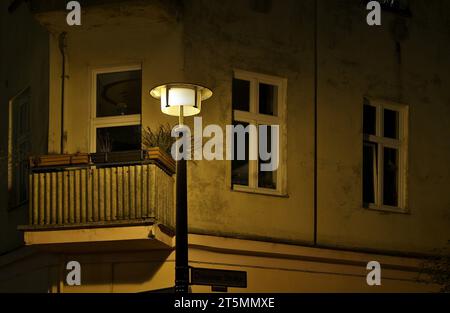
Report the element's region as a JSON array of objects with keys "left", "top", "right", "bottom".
[
  {"left": 61, "top": 248, "right": 173, "bottom": 292},
  {"left": 0, "top": 245, "right": 173, "bottom": 293}
]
